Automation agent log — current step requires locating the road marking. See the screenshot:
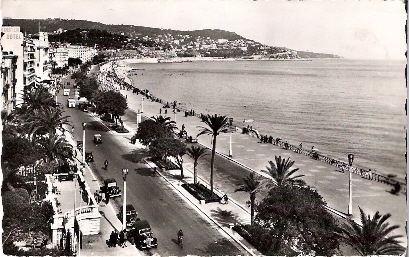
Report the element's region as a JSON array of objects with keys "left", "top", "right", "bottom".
[
  {"left": 318, "top": 181, "right": 330, "bottom": 184},
  {"left": 316, "top": 165, "right": 326, "bottom": 169},
  {"left": 324, "top": 176, "right": 337, "bottom": 180},
  {"left": 295, "top": 163, "right": 305, "bottom": 167},
  {"left": 336, "top": 188, "right": 349, "bottom": 192},
  {"left": 256, "top": 153, "right": 266, "bottom": 156},
  {"left": 236, "top": 145, "right": 244, "bottom": 148},
  {"left": 246, "top": 149, "right": 255, "bottom": 152},
  {"left": 309, "top": 169, "right": 321, "bottom": 173}
]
